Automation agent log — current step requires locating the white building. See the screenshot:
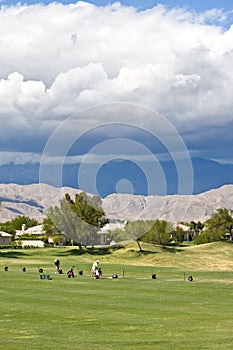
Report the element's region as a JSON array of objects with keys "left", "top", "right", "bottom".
[
  {"left": 16, "top": 224, "right": 44, "bottom": 238},
  {"left": 20, "top": 240, "right": 45, "bottom": 248},
  {"left": 96, "top": 222, "right": 126, "bottom": 245},
  {"left": 0, "top": 231, "right": 13, "bottom": 245},
  {"left": 15, "top": 225, "right": 45, "bottom": 247}
]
